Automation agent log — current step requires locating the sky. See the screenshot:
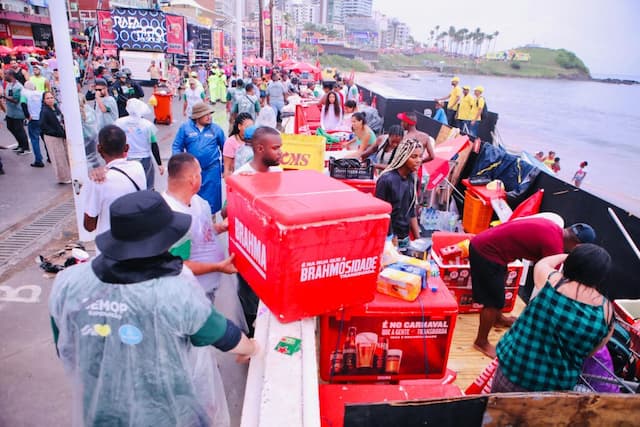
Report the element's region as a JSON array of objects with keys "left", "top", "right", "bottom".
[{"left": 372, "top": 0, "right": 640, "bottom": 77}]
